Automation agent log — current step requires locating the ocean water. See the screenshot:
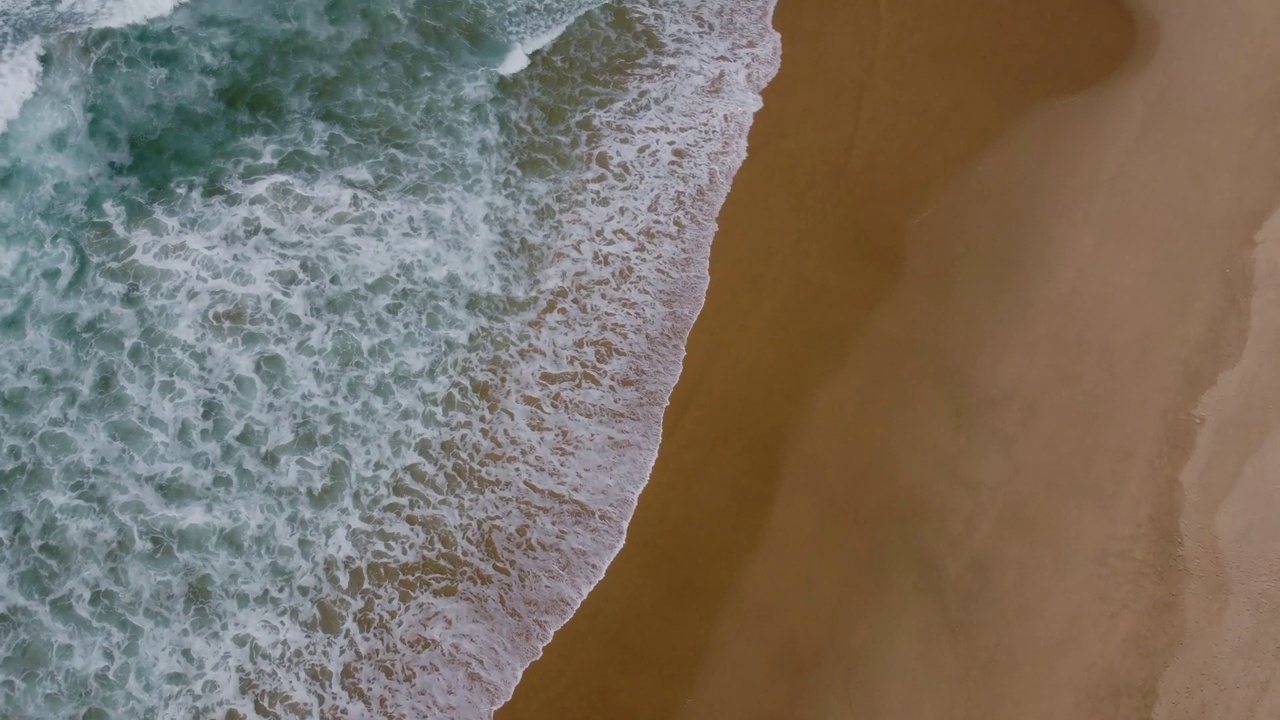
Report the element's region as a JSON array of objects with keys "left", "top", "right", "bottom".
[{"left": 0, "top": 0, "right": 778, "bottom": 716}]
